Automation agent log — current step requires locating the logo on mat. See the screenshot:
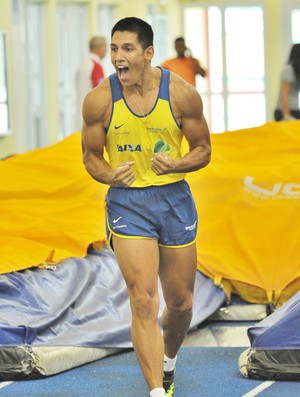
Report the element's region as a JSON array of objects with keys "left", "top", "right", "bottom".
[
  {"left": 114, "top": 123, "right": 125, "bottom": 129},
  {"left": 244, "top": 176, "right": 300, "bottom": 200}
]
